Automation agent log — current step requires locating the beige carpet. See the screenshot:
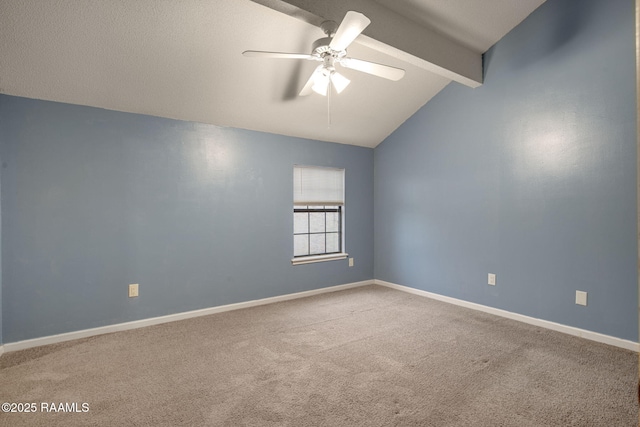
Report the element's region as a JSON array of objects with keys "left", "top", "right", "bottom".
[{"left": 0, "top": 285, "right": 637, "bottom": 426}]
